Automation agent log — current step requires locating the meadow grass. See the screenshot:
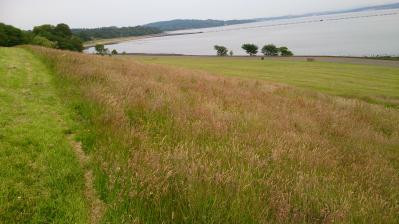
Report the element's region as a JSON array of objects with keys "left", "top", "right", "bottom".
[
  {"left": 132, "top": 56, "right": 399, "bottom": 108},
  {"left": 0, "top": 47, "right": 88, "bottom": 223},
  {"left": 26, "top": 46, "right": 399, "bottom": 223}
]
